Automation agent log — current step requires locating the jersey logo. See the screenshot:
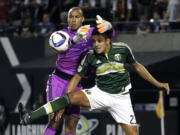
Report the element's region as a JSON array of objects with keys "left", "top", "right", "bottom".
[
  {"left": 96, "top": 60, "right": 102, "bottom": 64},
  {"left": 85, "top": 89, "right": 91, "bottom": 95},
  {"left": 114, "top": 54, "right": 121, "bottom": 61},
  {"left": 77, "top": 65, "right": 83, "bottom": 72}
]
